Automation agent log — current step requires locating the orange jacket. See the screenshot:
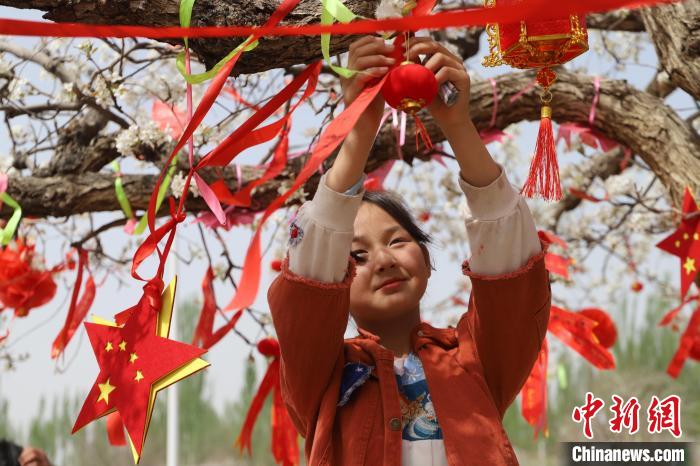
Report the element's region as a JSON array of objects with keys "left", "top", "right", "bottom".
[{"left": 268, "top": 238, "right": 551, "bottom": 465}]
